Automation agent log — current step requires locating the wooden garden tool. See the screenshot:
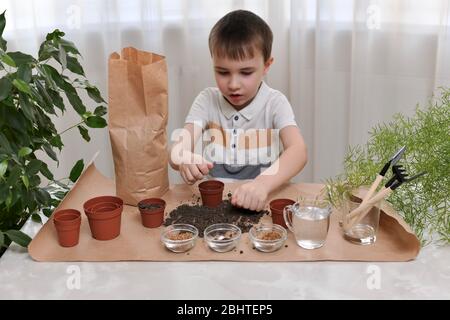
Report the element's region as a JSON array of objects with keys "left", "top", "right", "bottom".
[
  {"left": 348, "top": 168, "right": 426, "bottom": 228},
  {"left": 360, "top": 146, "right": 406, "bottom": 206}
]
